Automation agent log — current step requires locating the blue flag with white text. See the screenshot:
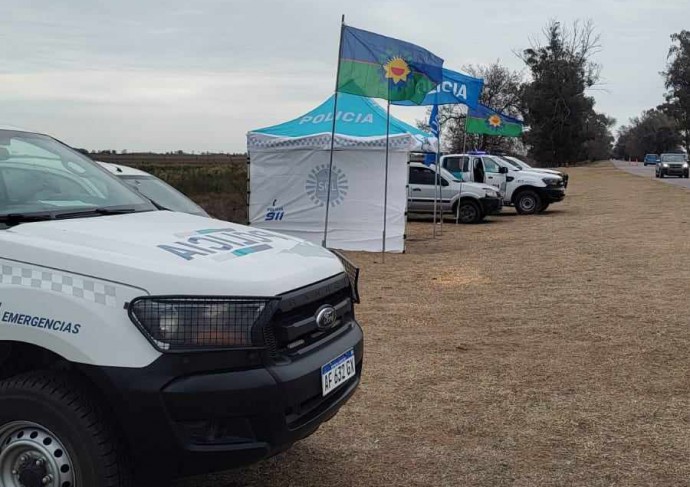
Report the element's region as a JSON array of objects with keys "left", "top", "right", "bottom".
[
  {"left": 429, "top": 104, "right": 440, "bottom": 137},
  {"left": 393, "top": 68, "right": 484, "bottom": 108}
]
